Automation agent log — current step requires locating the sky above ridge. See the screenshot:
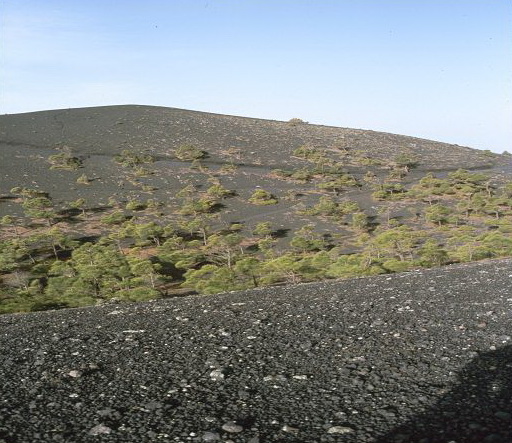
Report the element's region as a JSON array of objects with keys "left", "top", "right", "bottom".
[{"left": 0, "top": 0, "right": 511, "bottom": 153}]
